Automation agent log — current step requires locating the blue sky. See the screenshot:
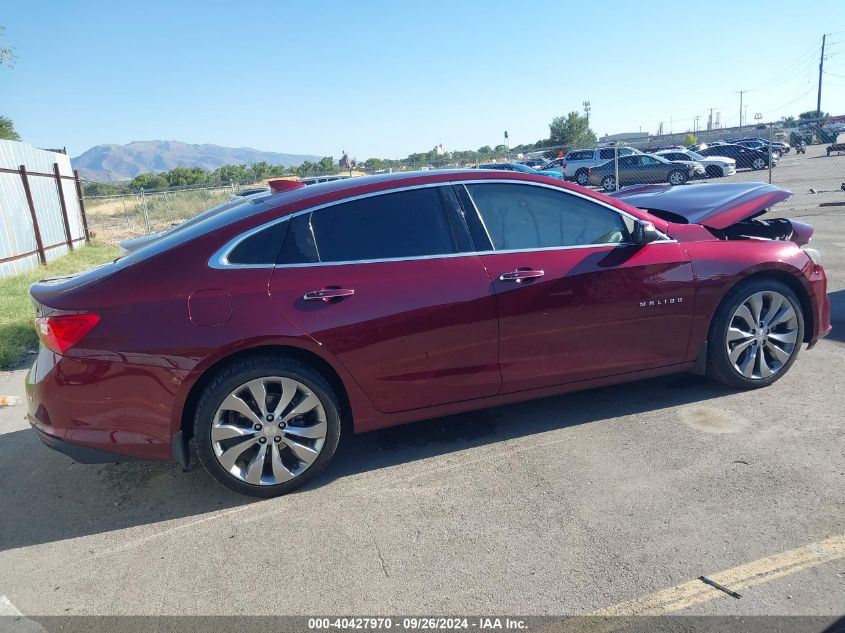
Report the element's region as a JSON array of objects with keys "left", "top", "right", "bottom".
[{"left": 2, "top": 0, "right": 843, "bottom": 160}]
